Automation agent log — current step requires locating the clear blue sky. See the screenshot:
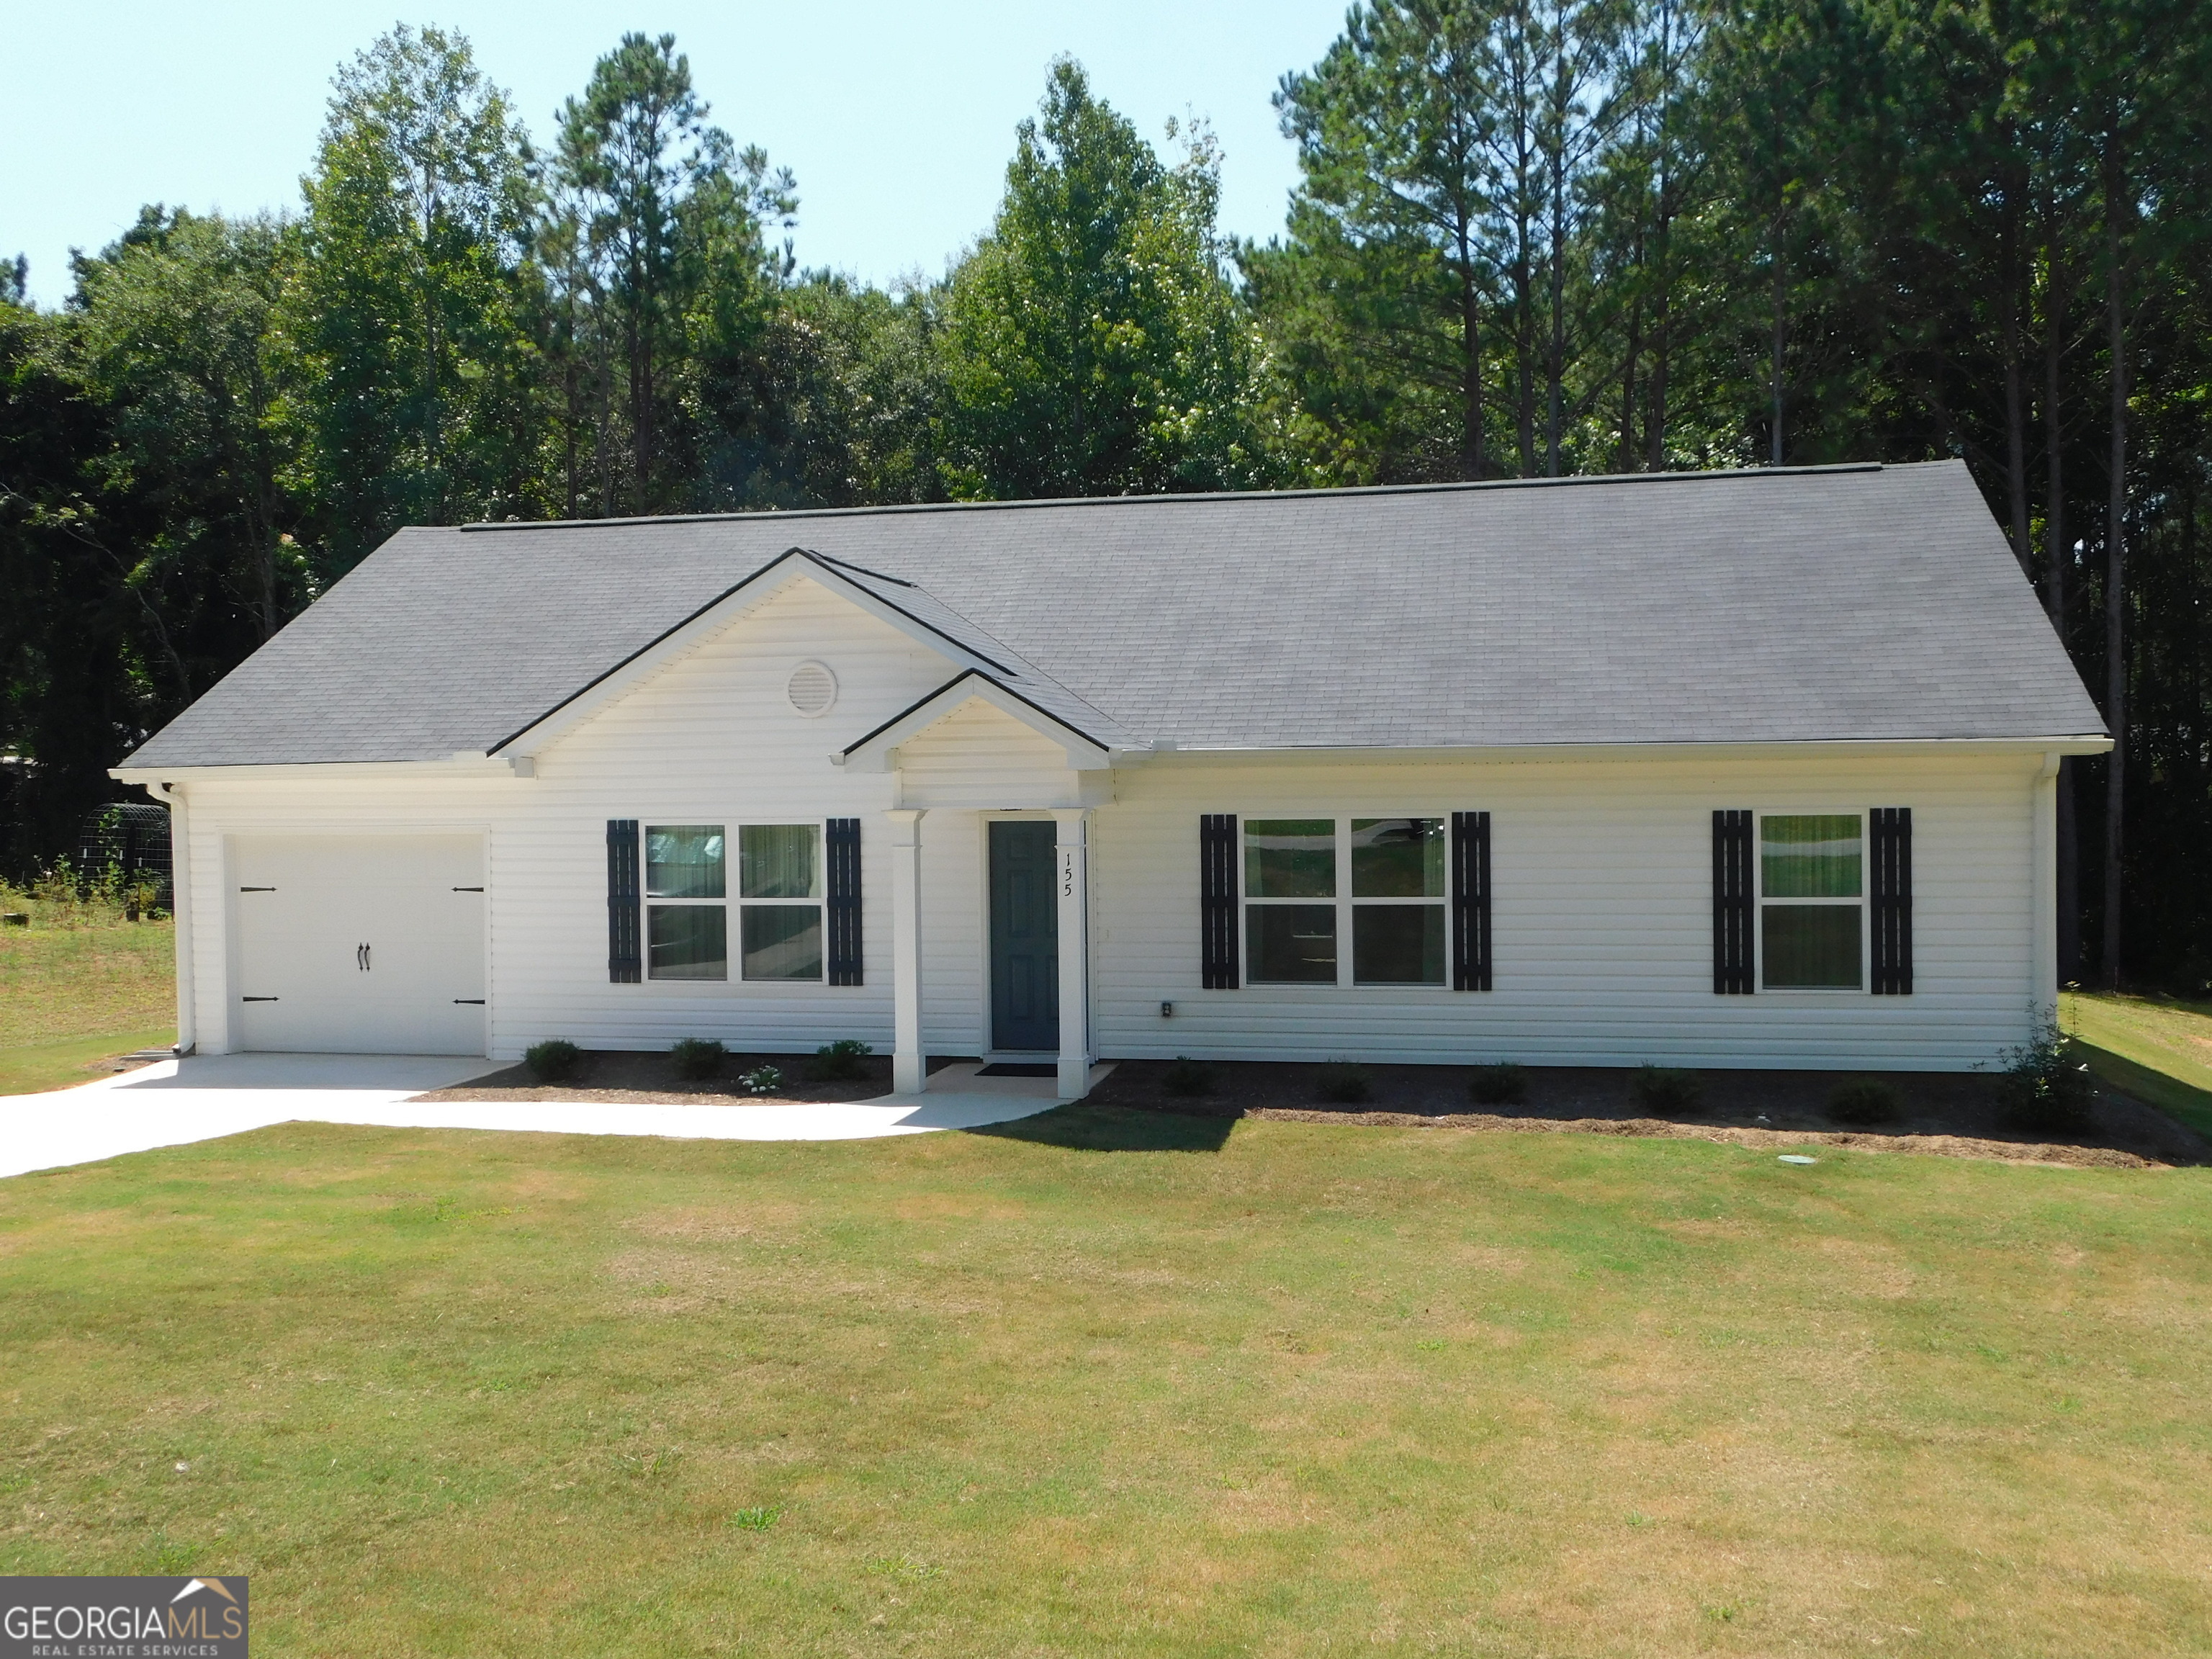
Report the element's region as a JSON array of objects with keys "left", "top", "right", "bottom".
[{"left": 2, "top": 1, "right": 1349, "bottom": 309}]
